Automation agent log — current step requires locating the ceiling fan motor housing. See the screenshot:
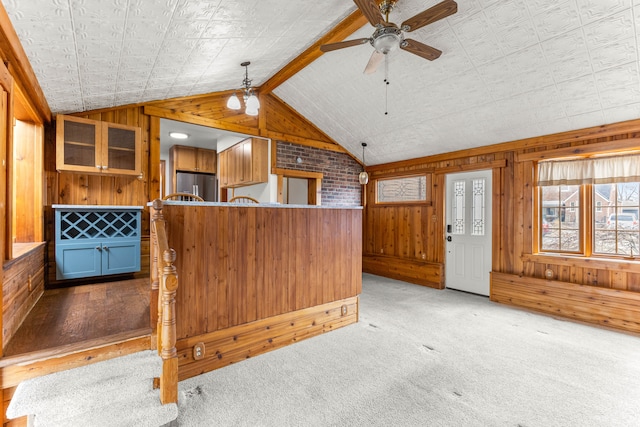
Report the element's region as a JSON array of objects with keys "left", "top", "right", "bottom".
[{"left": 370, "top": 25, "right": 404, "bottom": 54}]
